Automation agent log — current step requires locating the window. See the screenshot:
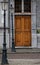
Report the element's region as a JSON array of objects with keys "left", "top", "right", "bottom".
[
  {"left": 24, "top": 0, "right": 31, "bottom": 12},
  {"left": 15, "top": 0, "right": 22, "bottom": 12},
  {"left": 15, "top": 0, "right": 31, "bottom": 13}
]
